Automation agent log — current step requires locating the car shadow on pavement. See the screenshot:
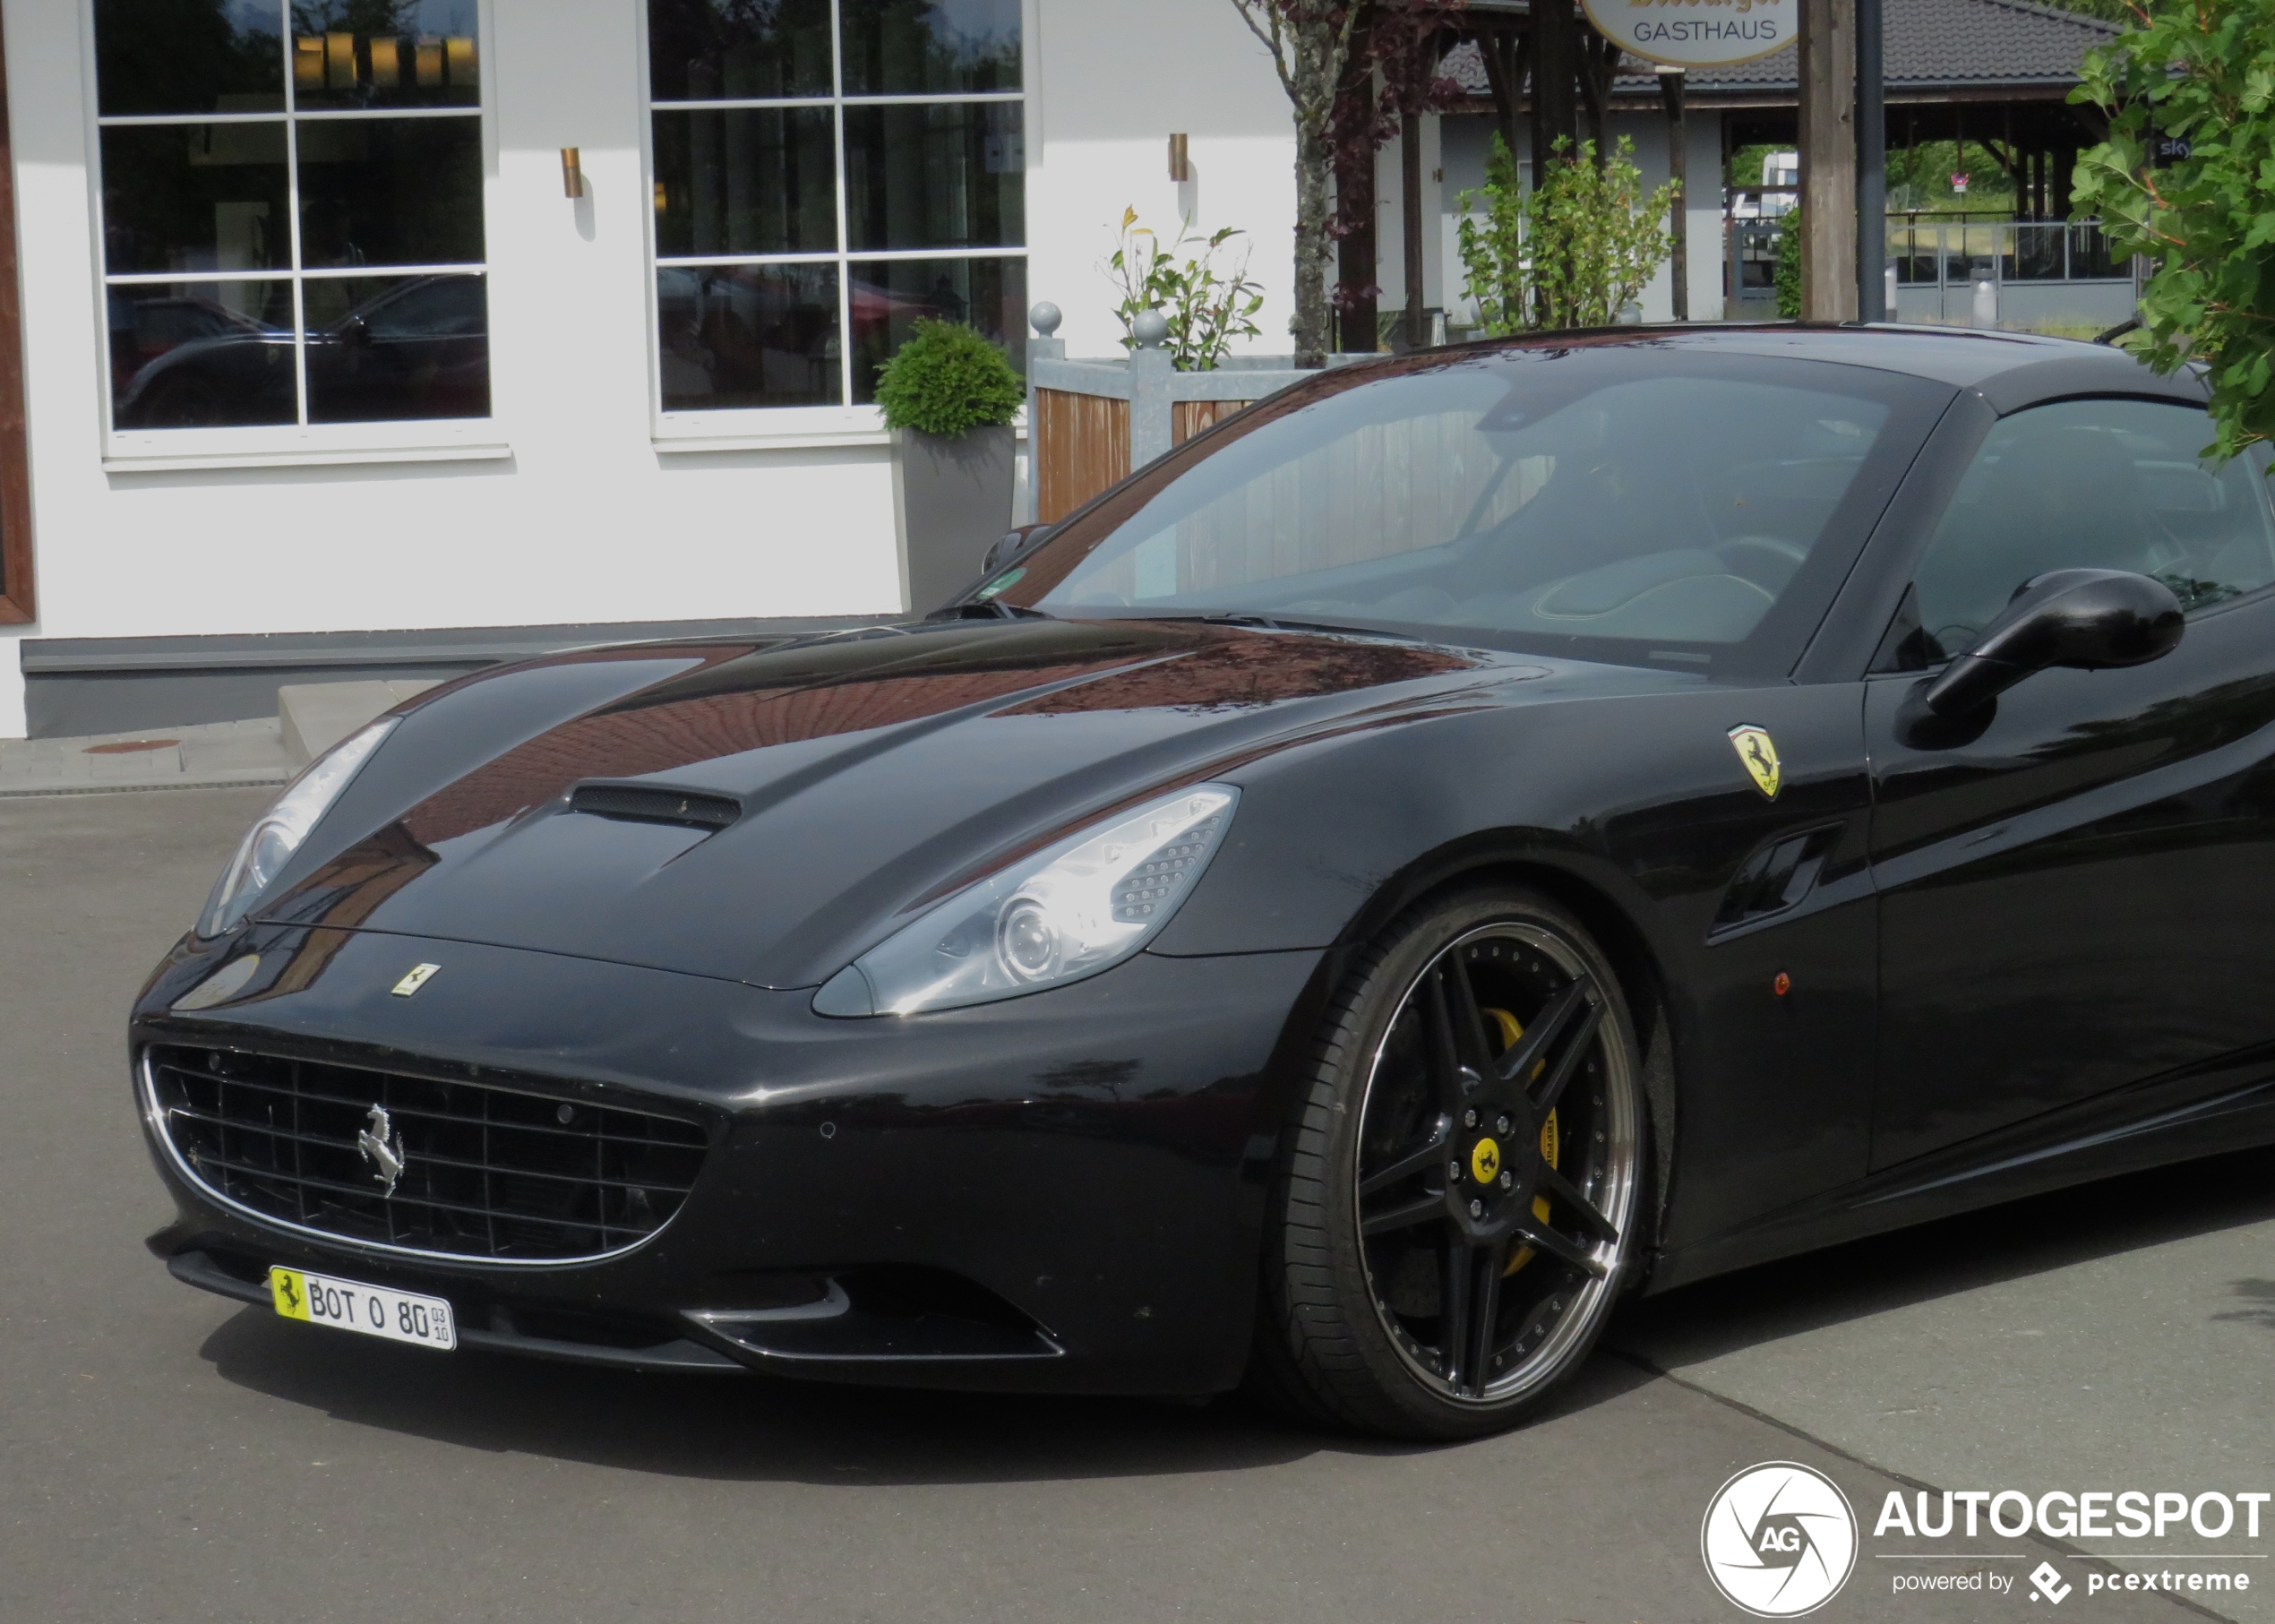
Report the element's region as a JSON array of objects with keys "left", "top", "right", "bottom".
[
  {"left": 196, "top": 1307, "right": 1661, "bottom": 1482},
  {"left": 1611, "top": 1142, "right": 2275, "bottom": 1367}
]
